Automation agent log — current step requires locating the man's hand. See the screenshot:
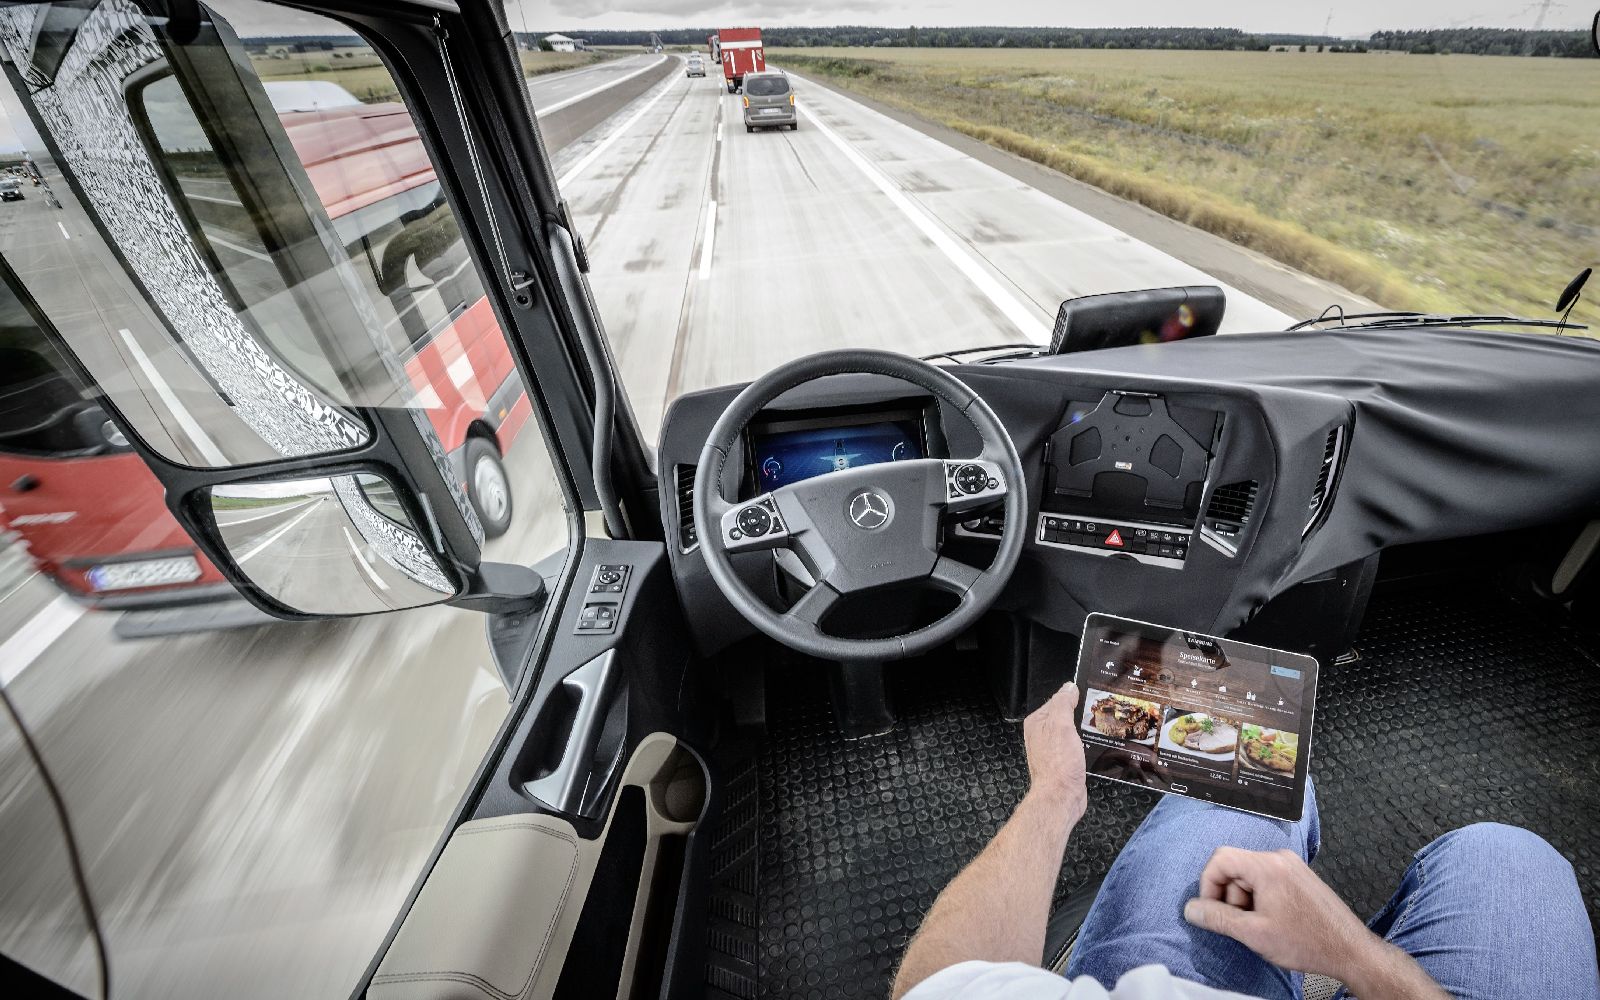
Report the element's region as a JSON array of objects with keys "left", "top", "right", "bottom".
[
  {"left": 1023, "top": 682, "right": 1088, "bottom": 821},
  {"left": 1183, "top": 847, "right": 1449, "bottom": 999}
]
